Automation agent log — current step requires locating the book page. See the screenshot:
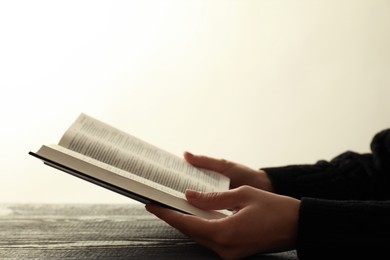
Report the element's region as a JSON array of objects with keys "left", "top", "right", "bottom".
[
  {"left": 47, "top": 144, "right": 186, "bottom": 198},
  {"left": 58, "top": 113, "right": 230, "bottom": 193}
]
